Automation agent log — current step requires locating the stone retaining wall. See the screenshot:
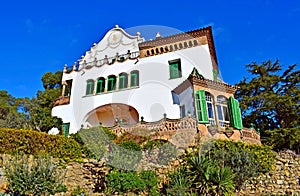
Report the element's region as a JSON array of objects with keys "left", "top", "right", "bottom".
[{"left": 239, "top": 150, "right": 300, "bottom": 195}]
